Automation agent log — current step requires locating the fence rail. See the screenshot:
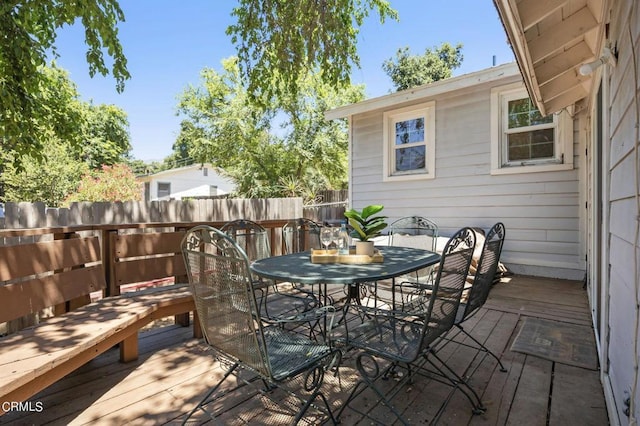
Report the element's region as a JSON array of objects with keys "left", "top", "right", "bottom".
[
  {"left": 303, "top": 201, "right": 348, "bottom": 225},
  {"left": 1, "top": 195, "right": 349, "bottom": 231},
  {"left": 0, "top": 198, "right": 303, "bottom": 230}
]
